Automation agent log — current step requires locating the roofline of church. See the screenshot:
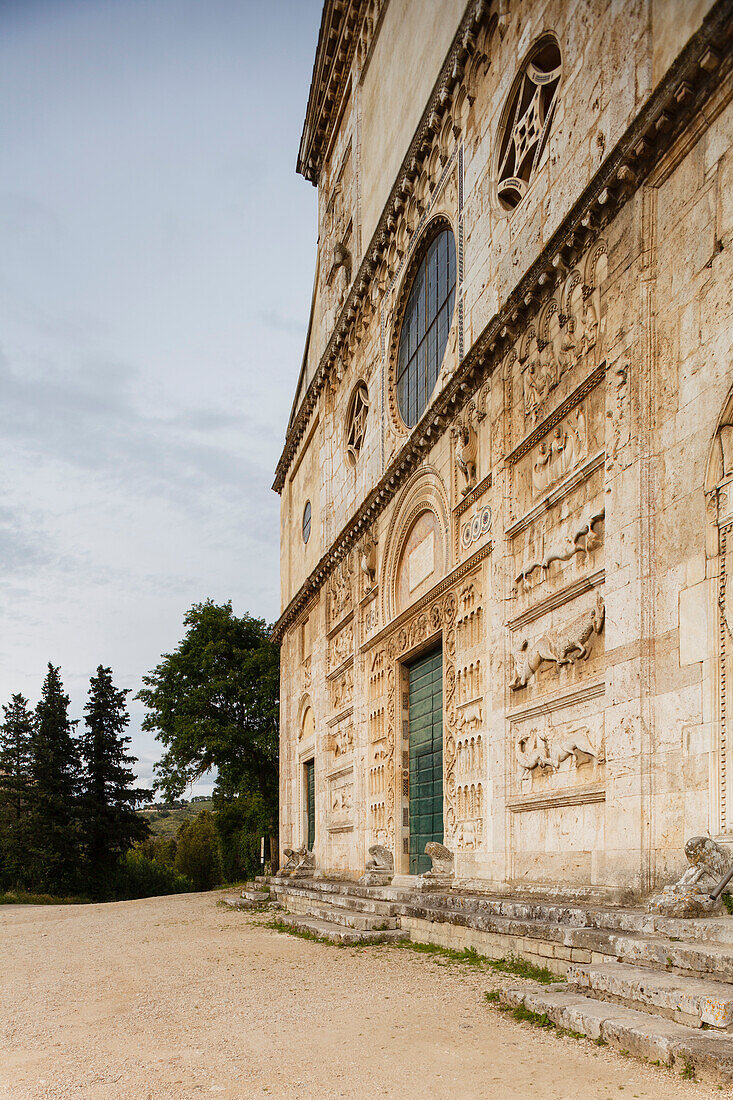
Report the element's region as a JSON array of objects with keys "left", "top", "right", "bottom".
[
  {"left": 271, "top": 0, "right": 733, "bottom": 643},
  {"left": 296, "top": 0, "right": 368, "bottom": 185},
  {"left": 275, "top": 0, "right": 488, "bottom": 494}
]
